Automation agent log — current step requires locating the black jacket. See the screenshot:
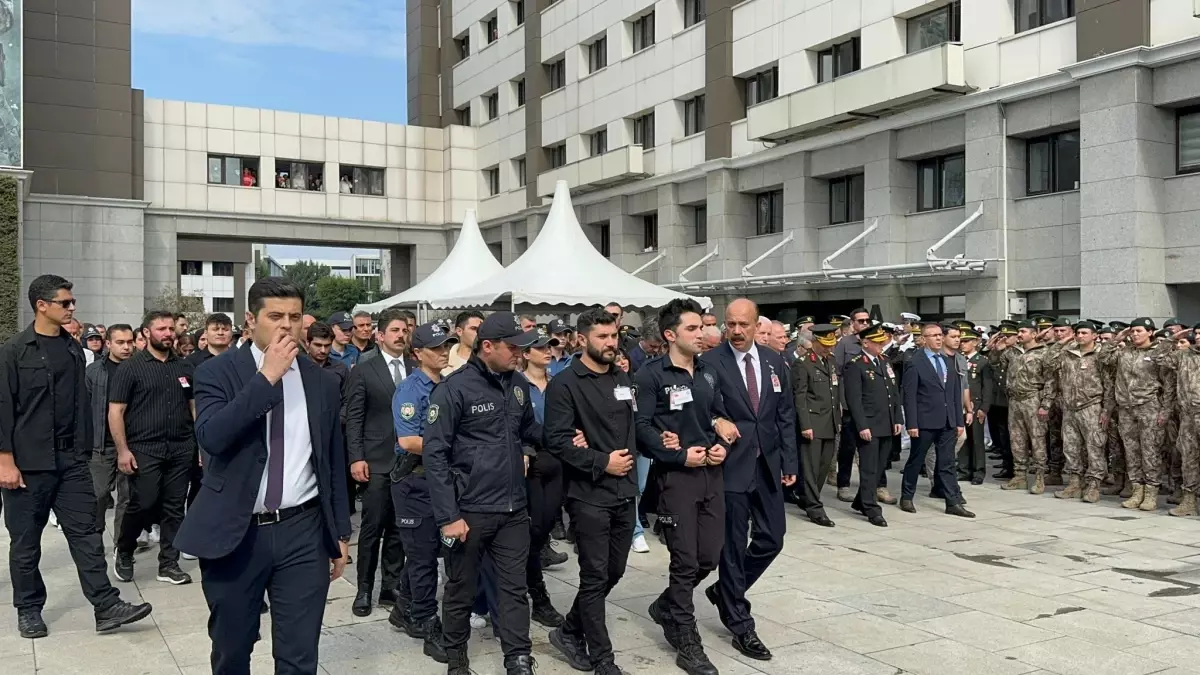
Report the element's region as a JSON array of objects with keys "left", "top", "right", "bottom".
[
  {"left": 422, "top": 356, "right": 542, "bottom": 526},
  {"left": 791, "top": 351, "right": 841, "bottom": 440},
  {"left": 342, "top": 352, "right": 417, "bottom": 473},
  {"left": 843, "top": 353, "right": 901, "bottom": 438},
  {"left": 84, "top": 359, "right": 111, "bottom": 452}
]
